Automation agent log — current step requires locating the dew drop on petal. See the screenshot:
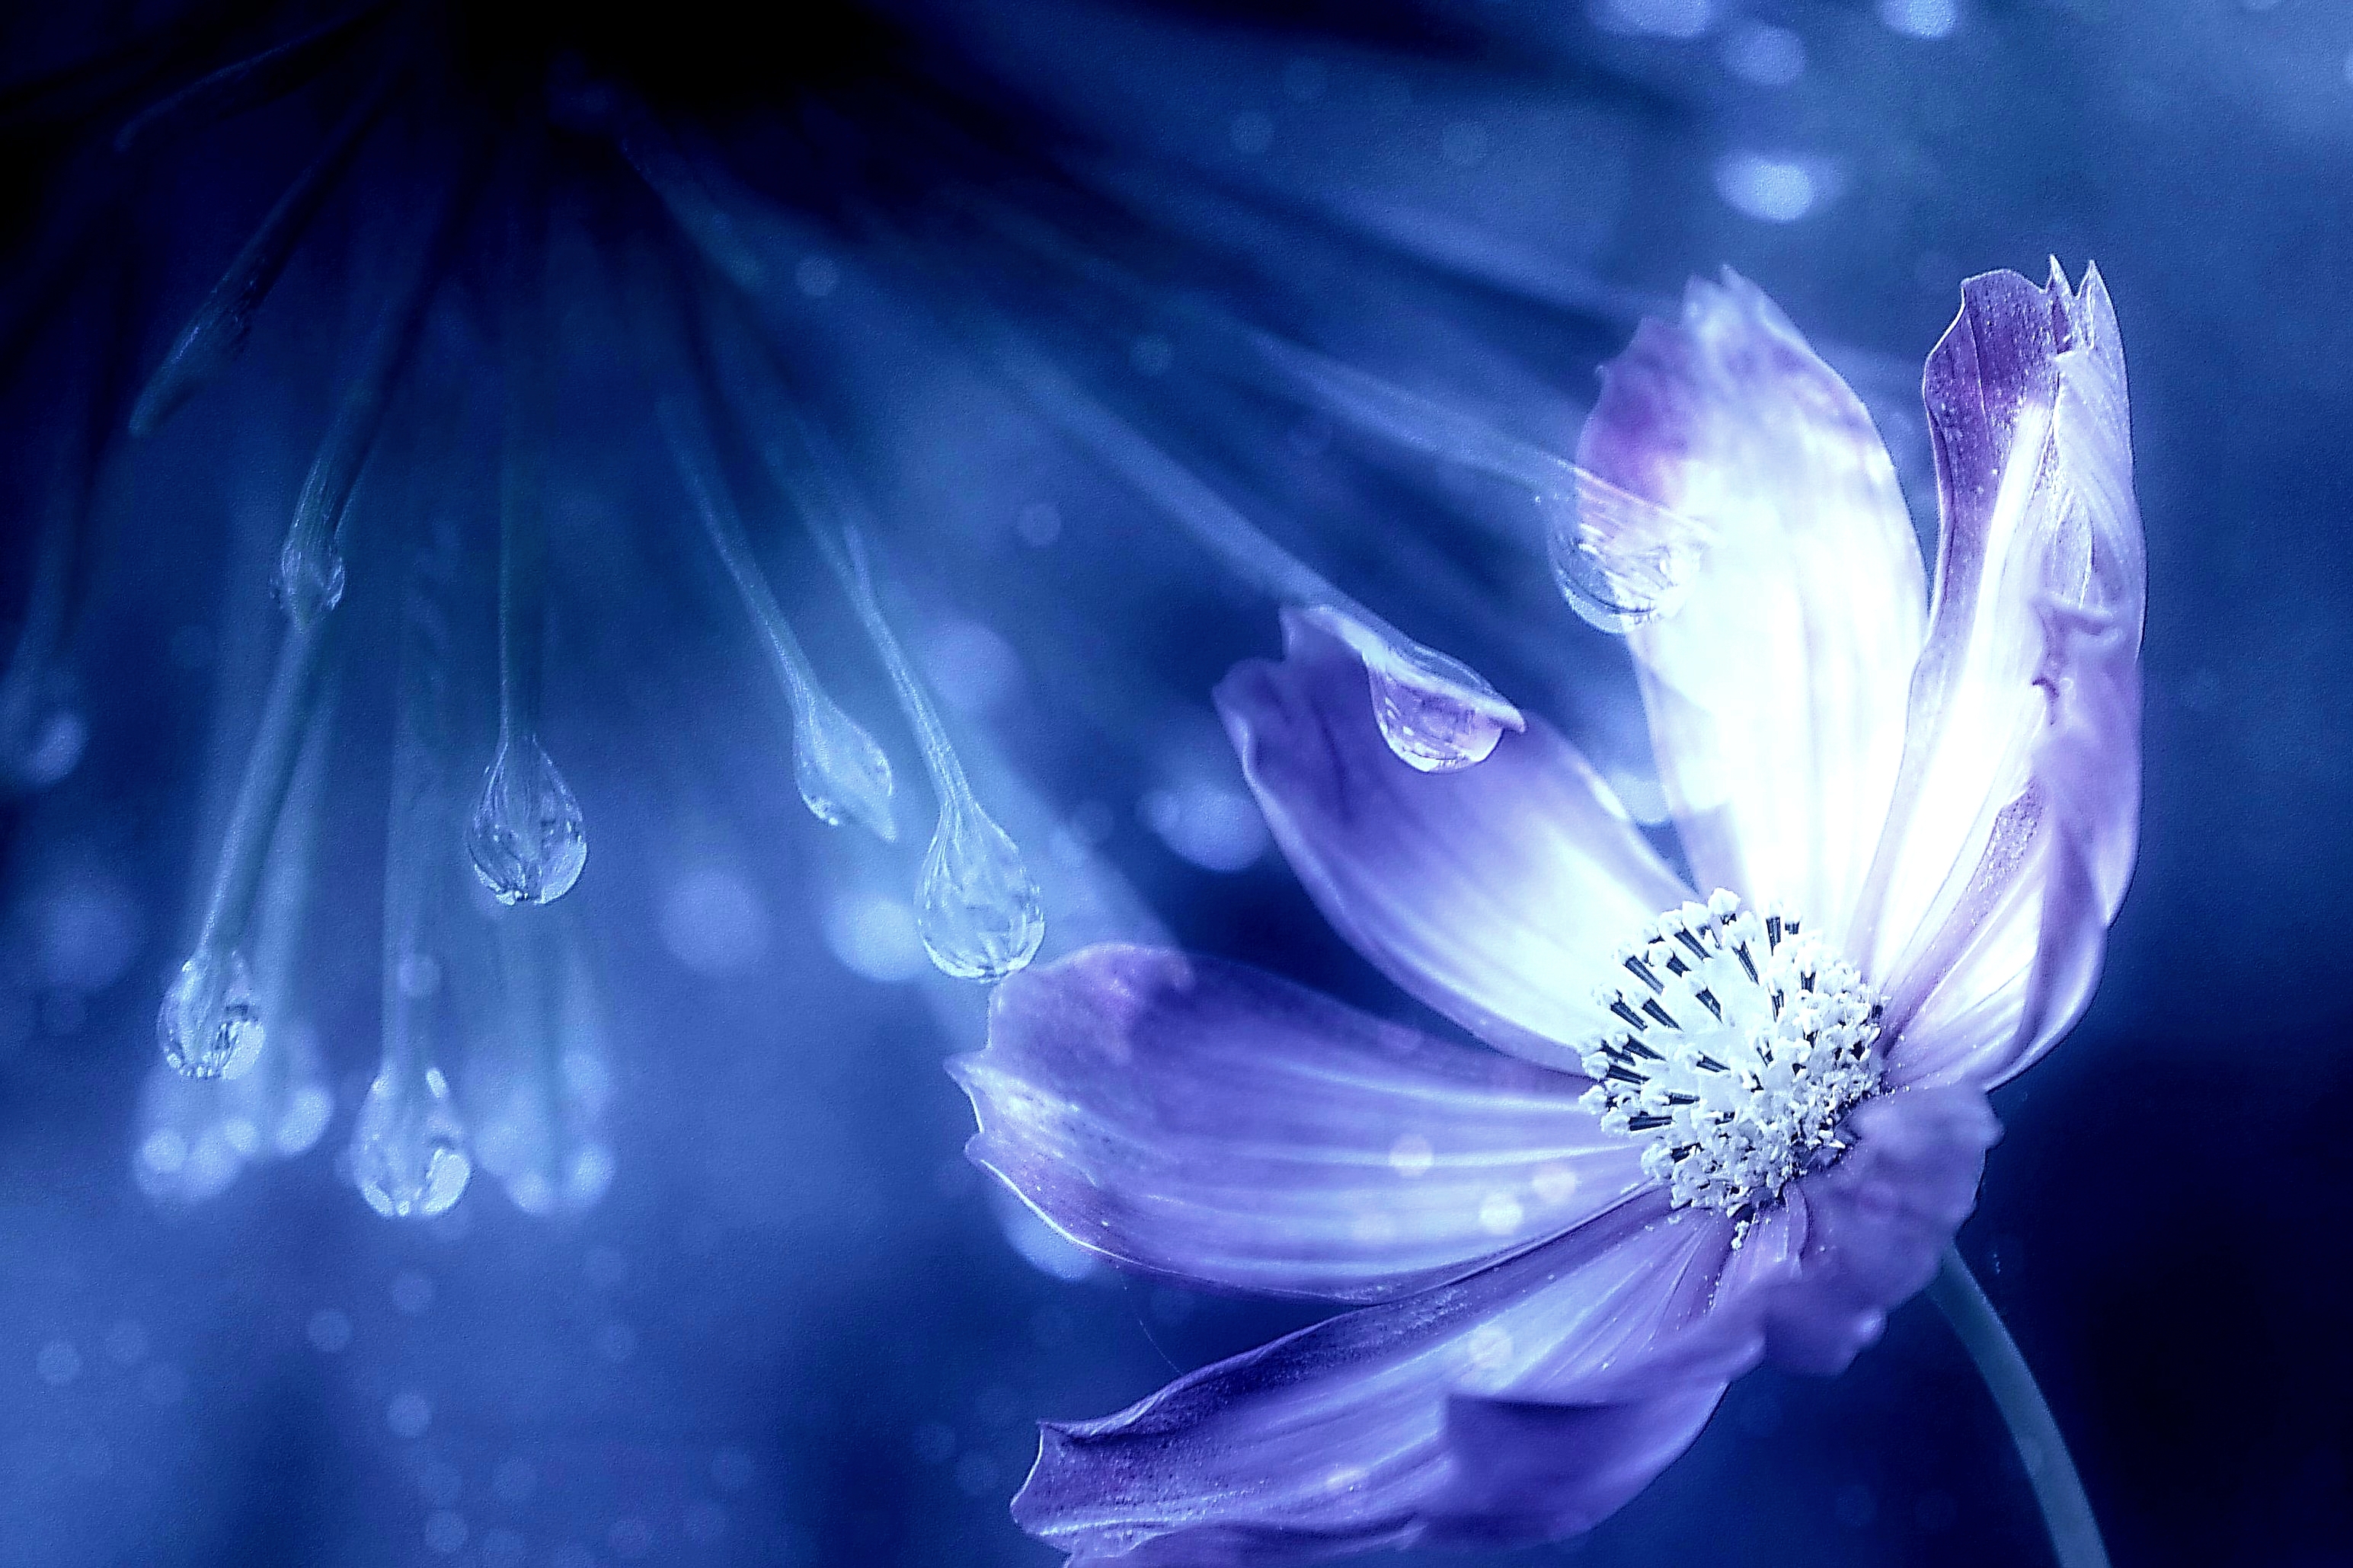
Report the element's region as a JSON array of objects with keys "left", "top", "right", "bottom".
[
  {"left": 791, "top": 691, "right": 897, "bottom": 841},
  {"left": 156, "top": 947, "right": 264, "bottom": 1078},
  {"left": 917, "top": 795, "right": 1043, "bottom": 981},
  {"left": 1364, "top": 658, "right": 1506, "bottom": 772},
  {"left": 1543, "top": 471, "right": 1711, "bottom": 634},
  {"left": 1302, "top": 606, "right": 1520, "bottom": 772},
  {"left": 466, "top": 737, "right": 589, "bottom": 905},
  {"left": 350, "top": 1068, "right": 472, "bottom": 1219}
]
